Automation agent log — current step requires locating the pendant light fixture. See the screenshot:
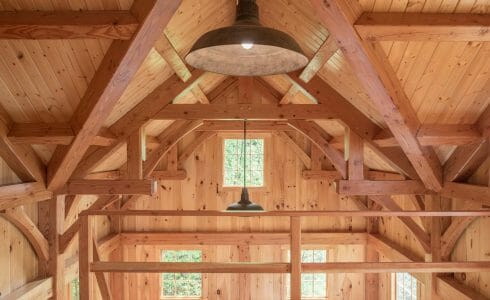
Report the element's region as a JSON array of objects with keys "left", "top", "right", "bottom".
[
  {"left": 226, "top": 120, "right": 264, "bottom": 212},
  {"left": 185, "top": 0, "right": 308, "bottom": 76}
]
